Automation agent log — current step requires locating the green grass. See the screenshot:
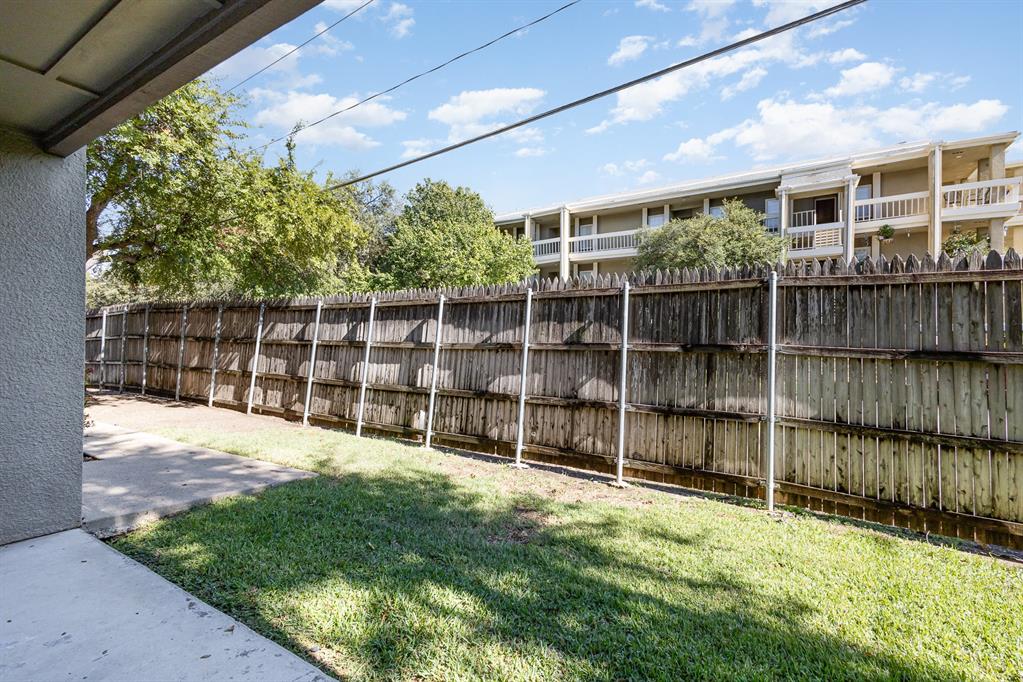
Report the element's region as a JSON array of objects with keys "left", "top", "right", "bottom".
[{"left": 112, "top": 425, "right": 1023, "bottom": 681}]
